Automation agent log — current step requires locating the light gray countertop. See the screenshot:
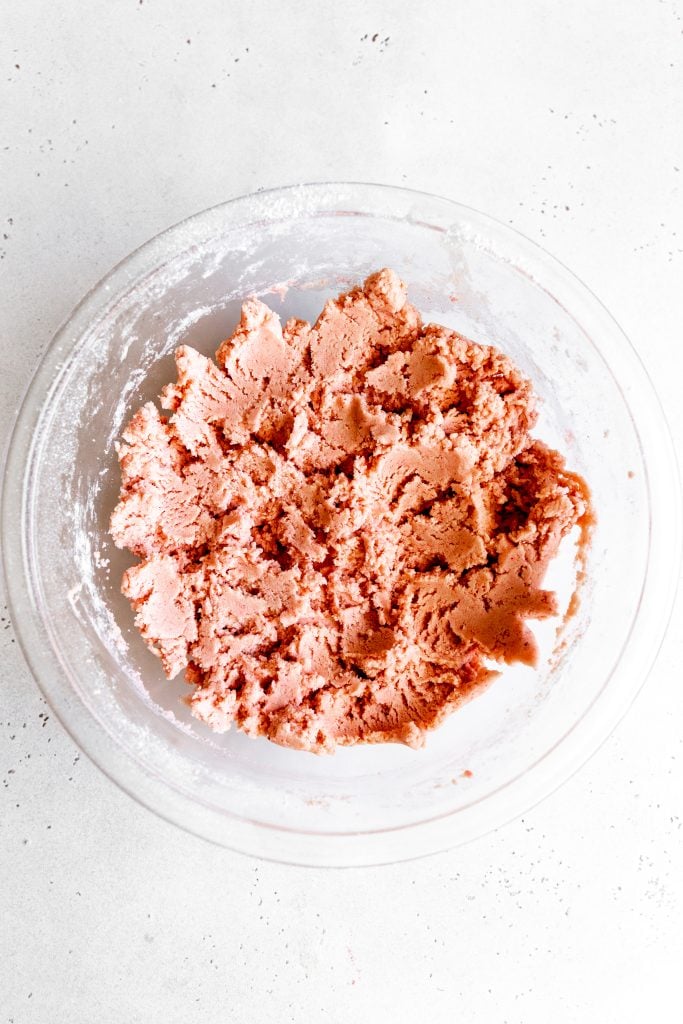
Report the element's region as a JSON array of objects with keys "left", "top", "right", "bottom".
[{"left": 1, "top": 2, "right": 682, "bottom": 1021}]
